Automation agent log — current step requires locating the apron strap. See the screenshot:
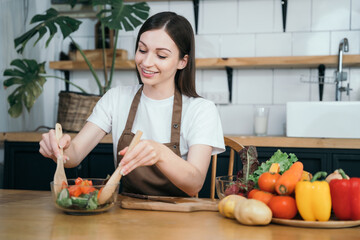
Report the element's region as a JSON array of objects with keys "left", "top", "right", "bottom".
[
  {"left": 170, "top": 88, "right": 182, "bottom": 144},
  {"left": 123, "top": 85, "right": 143, "bottom": 131}
]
